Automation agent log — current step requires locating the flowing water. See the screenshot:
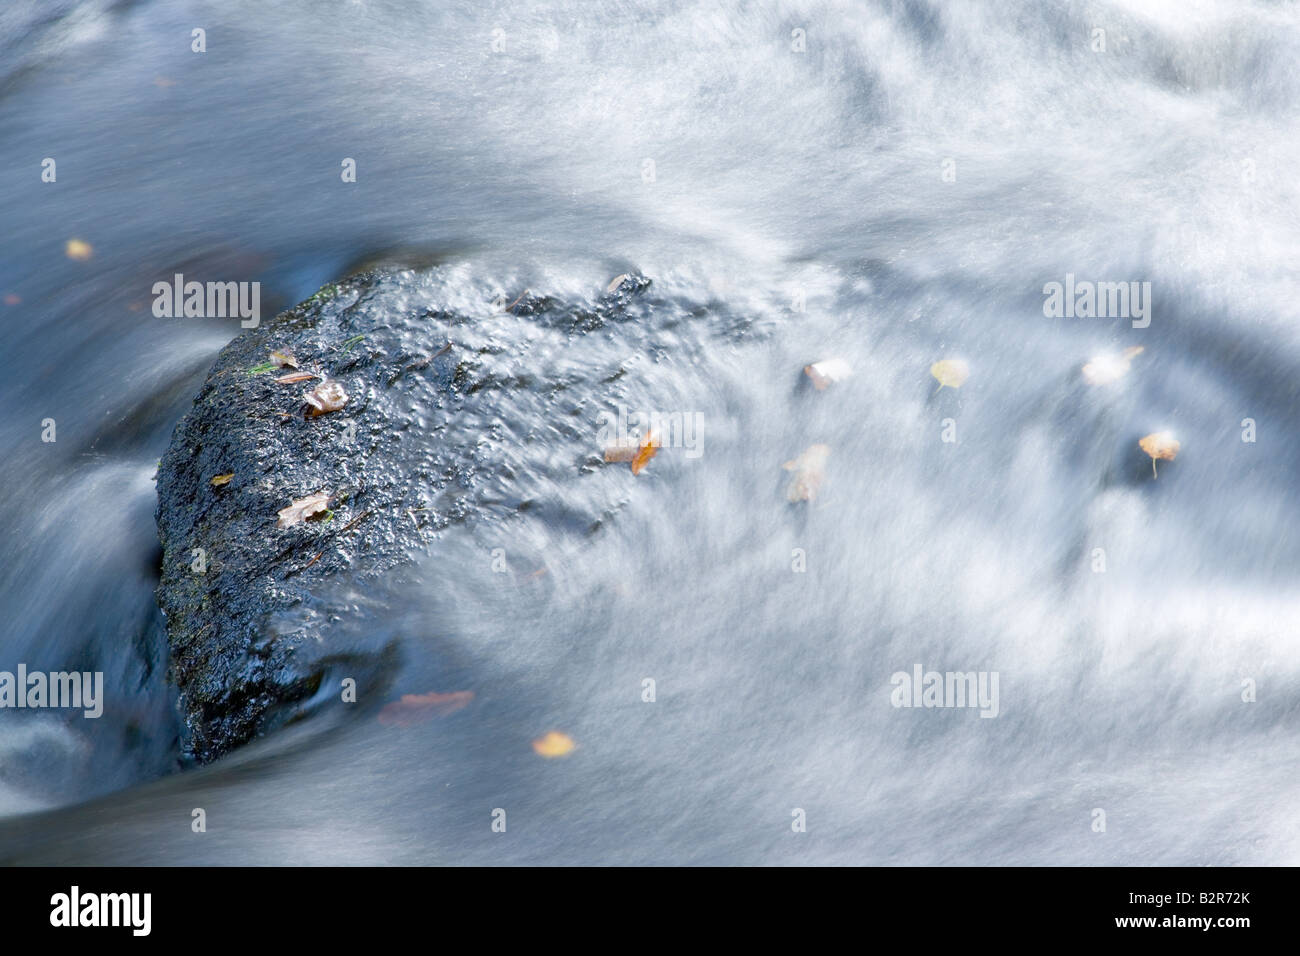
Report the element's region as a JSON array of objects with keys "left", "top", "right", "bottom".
[{"left": 1, "top": 0, "right": 1298, "bottom": 864}]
